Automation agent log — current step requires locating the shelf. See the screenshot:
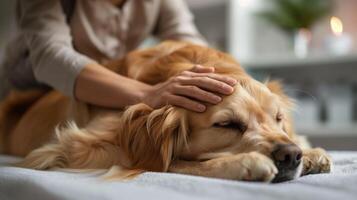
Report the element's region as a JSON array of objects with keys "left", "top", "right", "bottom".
[{"left": 241, "top": 53, "right": 357, "bottom": 70}]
